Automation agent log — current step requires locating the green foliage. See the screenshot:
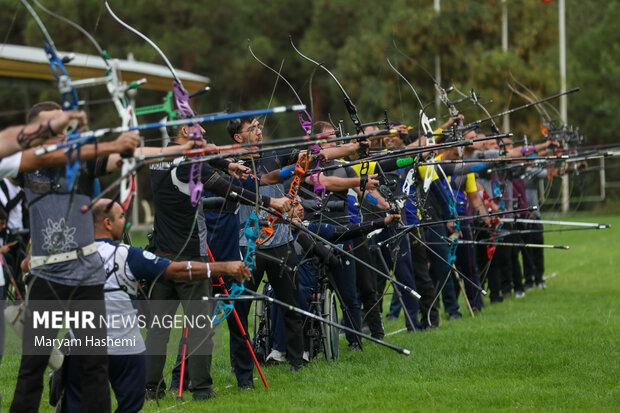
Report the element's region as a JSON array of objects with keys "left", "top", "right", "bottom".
[
  {"left": 567, "top": 0, "right": 620, "bottom": 145},
  {"left": 1, "top": 0, "right": 618, "bottom": 144}
]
